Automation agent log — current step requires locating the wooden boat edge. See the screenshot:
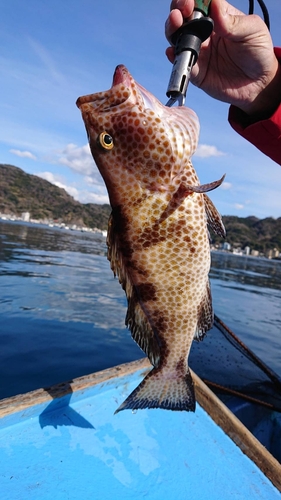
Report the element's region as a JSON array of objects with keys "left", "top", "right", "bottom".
[
  {"left": 191, "top": 369, "right": 281, "bottom": 491},
  {"left": 0, "top": 357, "right": 280, "bottom": 491}
]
